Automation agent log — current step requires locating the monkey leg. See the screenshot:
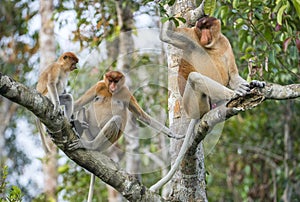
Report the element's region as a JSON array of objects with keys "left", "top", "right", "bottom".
[
  {"left": 183, "top": 72, "right": 235, "bottom": 119},
  {"left": 68, "top": 115, "right": 122, "bottom": 151},
  {"left": 59, "top": 93, "right": 74, "bottom": 120}
]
